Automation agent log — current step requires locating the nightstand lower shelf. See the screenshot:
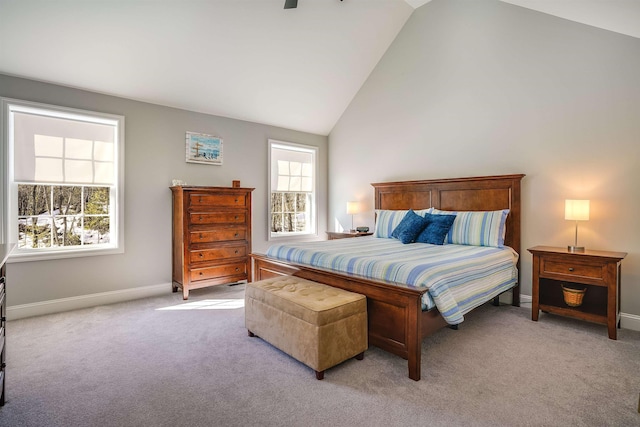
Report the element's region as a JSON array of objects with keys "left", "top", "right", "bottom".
[{"left": 538, "top": 278, "right": 608, "bottom": 322}]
